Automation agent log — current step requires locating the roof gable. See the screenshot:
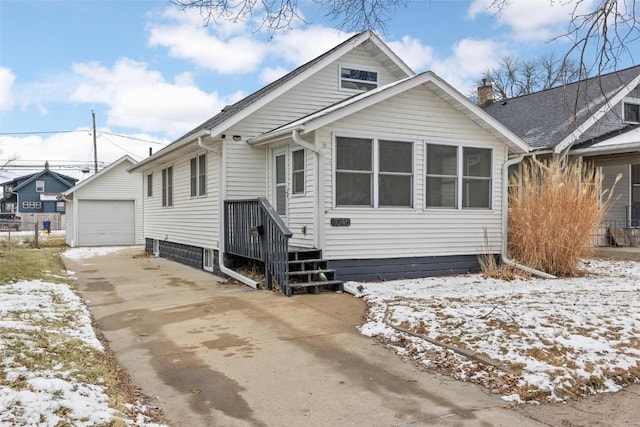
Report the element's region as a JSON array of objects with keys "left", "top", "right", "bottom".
[
  {"left": 130, "top": 30, "right": 414, "bottom": 172},
  {"left": 13, "top": 169, "right": 78, "bottom": 192},
  {"left": 250, "top": 71, "right": 530, "bottom": 154},
  {"left": 483, "top": 65, "right": 640, "bottom": 152},
  {"left": 63, "top": 155, "right": 136, "bottom": 197}
]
